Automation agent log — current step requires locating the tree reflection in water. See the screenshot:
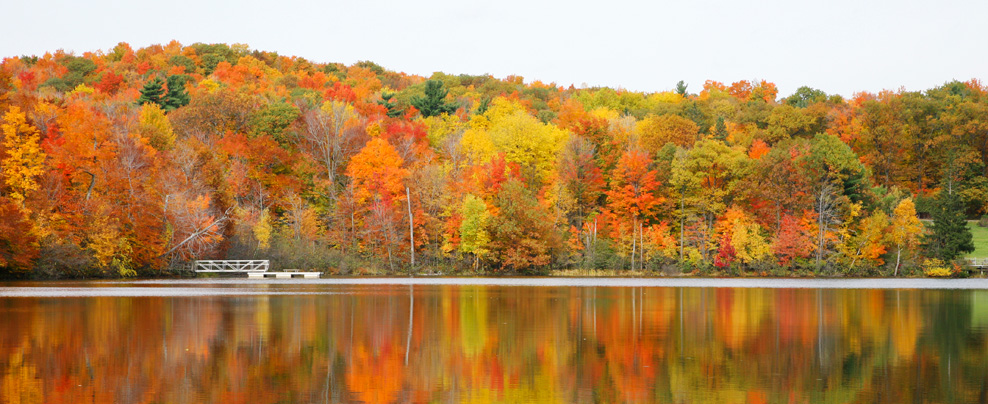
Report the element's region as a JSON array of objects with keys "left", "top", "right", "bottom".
[{"left": 1, "top": 285, "right": 987, "bottom": 403}]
